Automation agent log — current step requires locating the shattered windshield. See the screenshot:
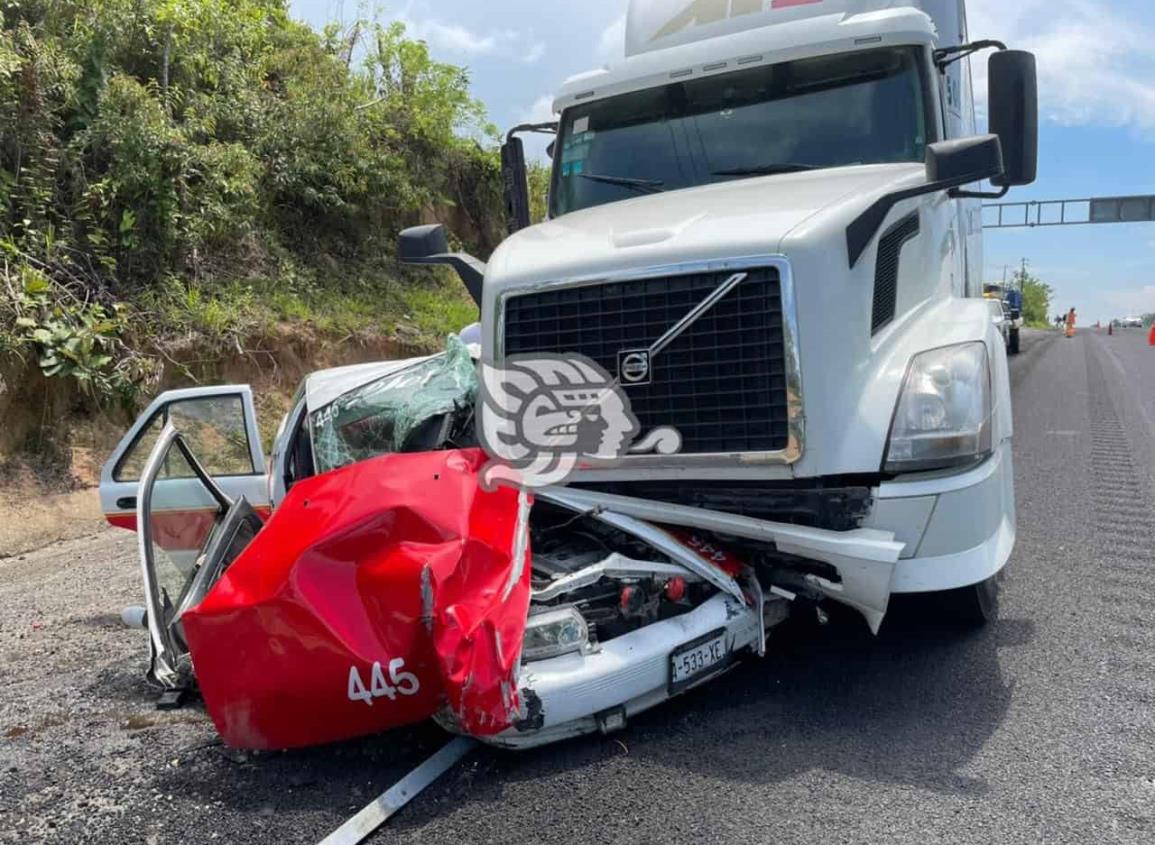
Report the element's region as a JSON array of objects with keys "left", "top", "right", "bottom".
[{"left": 310, "top": 335, "right": 479, "bottom": 474}]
